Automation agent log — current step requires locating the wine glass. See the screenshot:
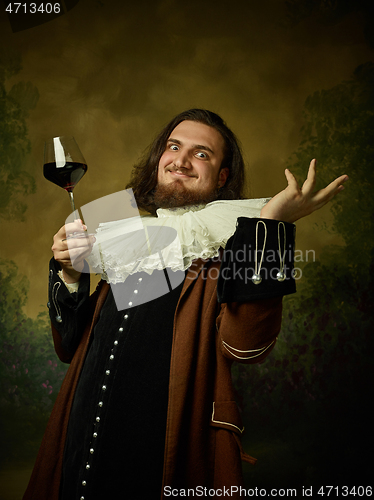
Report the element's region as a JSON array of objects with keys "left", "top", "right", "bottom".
[{"left": 43, "top": 136, "right": 87, "bottom": 215}]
